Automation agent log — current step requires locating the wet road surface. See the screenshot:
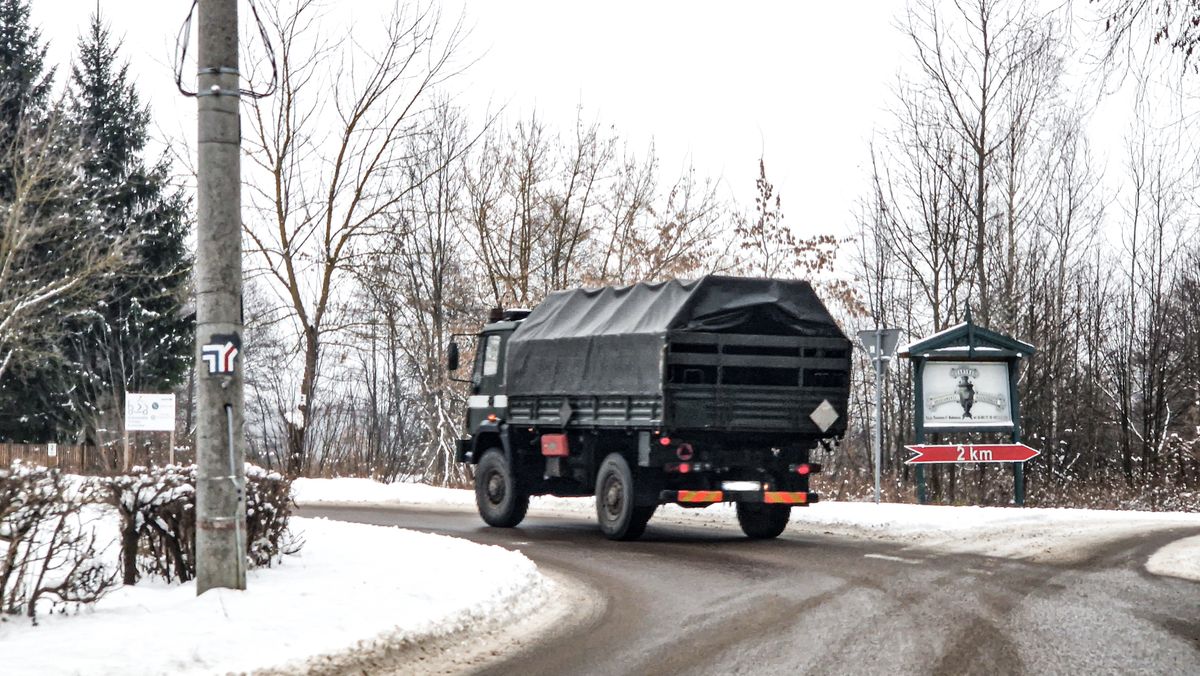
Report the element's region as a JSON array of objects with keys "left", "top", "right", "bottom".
[{"left": 299, "top": 504, "right": 1200, "bottom": 675}]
